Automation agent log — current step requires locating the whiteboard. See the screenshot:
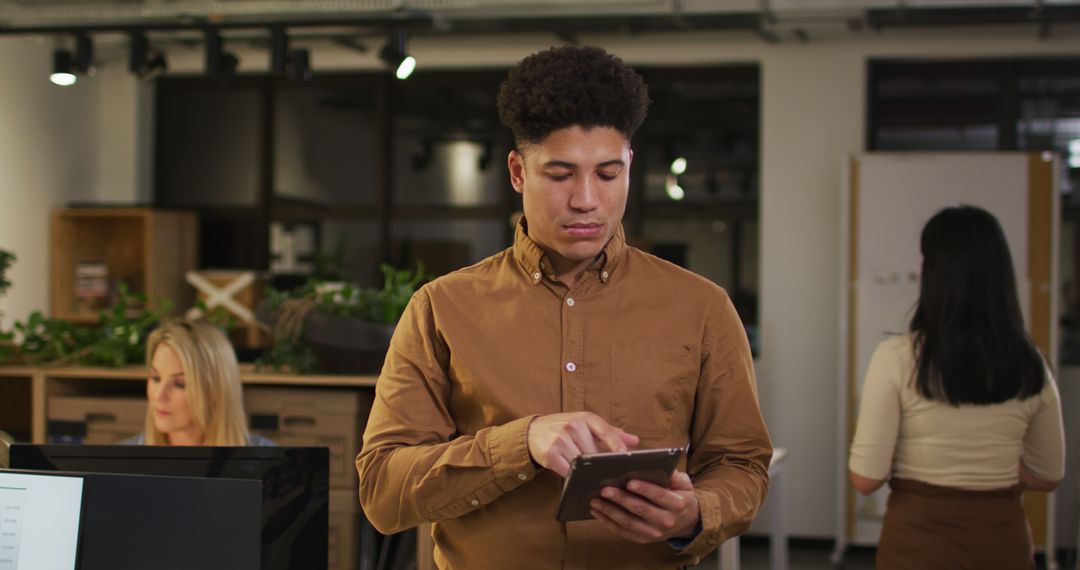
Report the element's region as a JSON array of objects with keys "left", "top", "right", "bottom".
[{"left": 835, "top": 152, "right": 1058, "bottom": 553}]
